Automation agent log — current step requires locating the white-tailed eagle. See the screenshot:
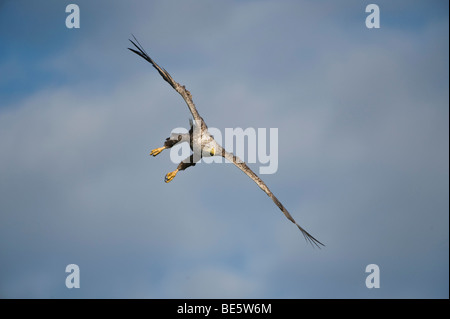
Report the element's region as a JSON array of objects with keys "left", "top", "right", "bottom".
[{"left": 129, "top": 36, "right": 323, "bottom": 248}]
